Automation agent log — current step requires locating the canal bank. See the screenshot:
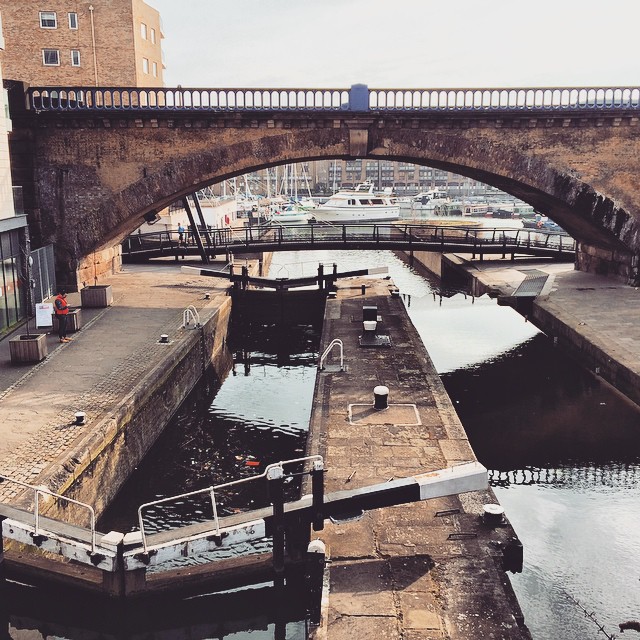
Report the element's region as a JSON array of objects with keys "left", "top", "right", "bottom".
[
  {"left": 432, "top": 253, "right": 640, "bottom": 408},
  {"left": 0, "top": 261, "right": 251, "bottom": 596},
  {"left": 308, "top": 277, "right": 530, "bottom": 640}
]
